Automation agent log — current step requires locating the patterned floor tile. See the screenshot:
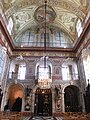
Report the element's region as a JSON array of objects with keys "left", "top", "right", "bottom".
[
  {"left": 30, "top": 116, "right": 57, "bottom": 120},
  {"left": 23, "top": 116, "right": 30, "bottom": 120},
  {"left": 23, "top": 116, "right": 63, "bottom": 120}
]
